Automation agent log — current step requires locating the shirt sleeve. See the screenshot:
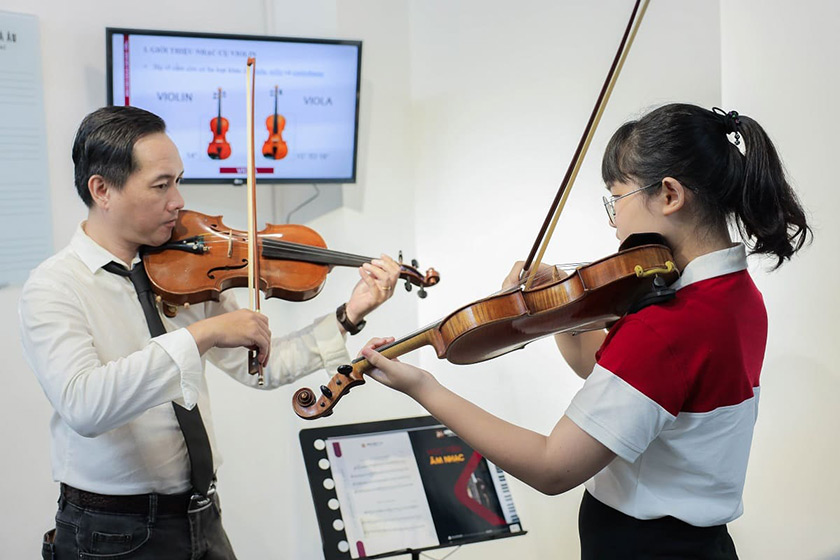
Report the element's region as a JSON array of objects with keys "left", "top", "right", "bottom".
[
  {"left": 202, "top": 292, "right": 351, "bottom": 388},
  {"left": 151, "top": 328, "right": 204, "bottom": 408},
  {"left": 565, "top": 315, "right": 687, "bottom": 462},
  {"left": 19, "top": 276, "right": 193, "bottom": 438}
]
